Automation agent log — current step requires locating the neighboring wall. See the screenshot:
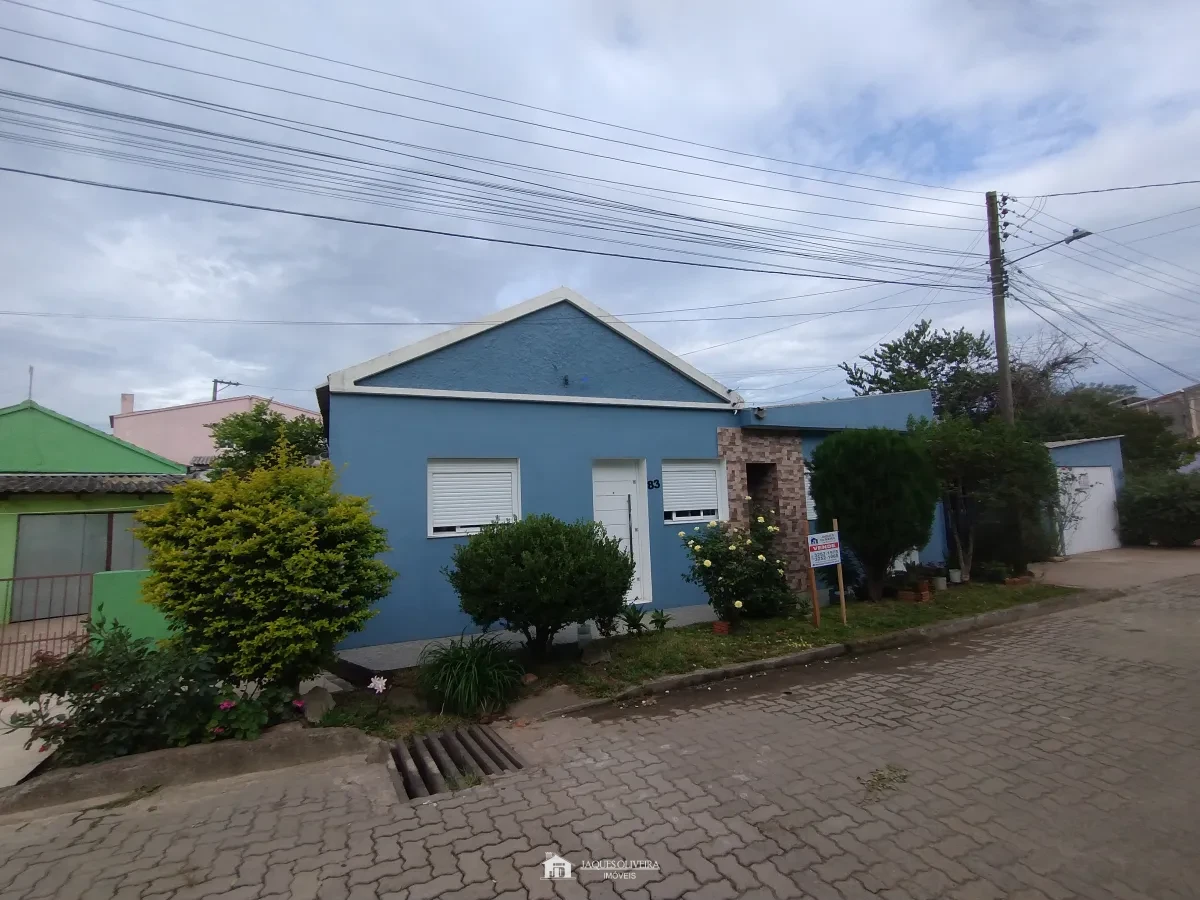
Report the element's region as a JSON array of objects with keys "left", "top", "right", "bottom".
[
  {"left": 92, "top": 570, "right": 169, "bottom": 641},
  {"left": 330, "top": 392, "right": 739, "bottom": 647},
  {"left": 111, "top": 396, "right": 318, "bottom": 465},
  {"left": 736, "top": 391, "right": 949, "bottom": 565},
  {"left": 1048, "top": 437, "right": 1125, "bottom": 488}
]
